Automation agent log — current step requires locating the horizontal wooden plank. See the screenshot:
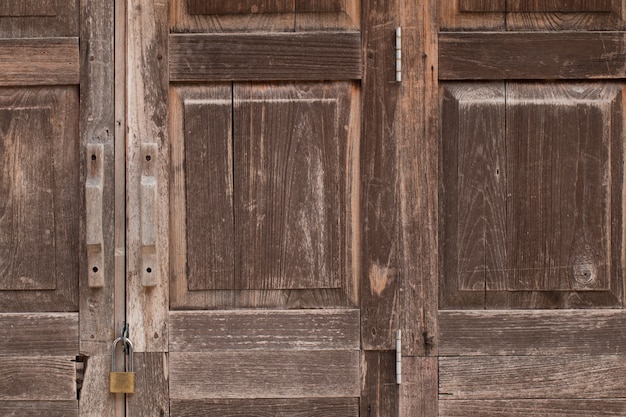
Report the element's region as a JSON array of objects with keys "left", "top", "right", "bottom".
[
  {"left": 440, "top": 355, "right": 626, "bottom": 399},
  {"left": 459, "top": 0, "right": 506, "bottom": 12},
  {"left": 0, "top": 0, "right": 57, "bottom": 16},
  {"left": 170, "top": 309, "right": 359, "bottom": 351},
  {"left": 170, "top": 351, "right": 360, "bottom": 399},
  {"left": 171, "top": 398, "right": 359, "bottom": 417},
  {"left": 0, "top": 313, "right": 78, "bottom": 356},
  {"left": 0, "top": 38, "right": 79, "bottom": 86},
  {"left": 439, "top": 310, "right": 626, "bottom": 356},
  {"left": 459, "top": 0, "right": 618, "bottom": 12},
  {"left": 440, "top": 399, "right": 626, "bottom": 417},
  {"left": 0, "top": 401, "right": 78, "bottom": 417},
  {"left": 170, "top": 32, "right": 362, "bottom": 81},
  {"left": 439, "top": 32, "right": 626, "bottom": 80},
  {"left": 187, "top": 0, "right": 294, "bottom": 14},
  {"left": 0, "top": 357, "right": 76, "bottom": 400}
]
